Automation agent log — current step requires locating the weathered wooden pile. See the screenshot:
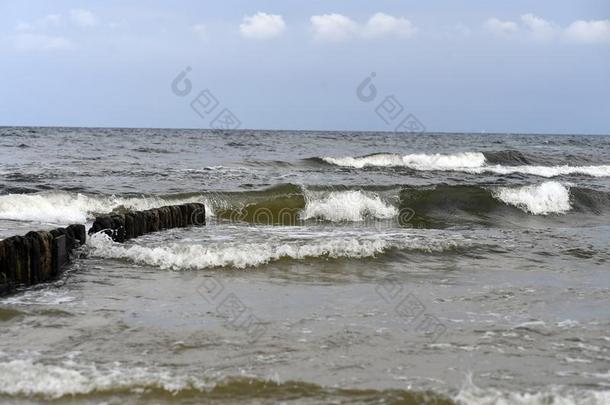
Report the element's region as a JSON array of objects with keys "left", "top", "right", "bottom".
[
  {"left": 88, "top": 203, "right": 206, "bottom": 242},
  {"left": 0, "top": 202, "right": 206, "bottom": 295},
  {"left": 0, "top": 225, "right": 86, "bottom": 295}
]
